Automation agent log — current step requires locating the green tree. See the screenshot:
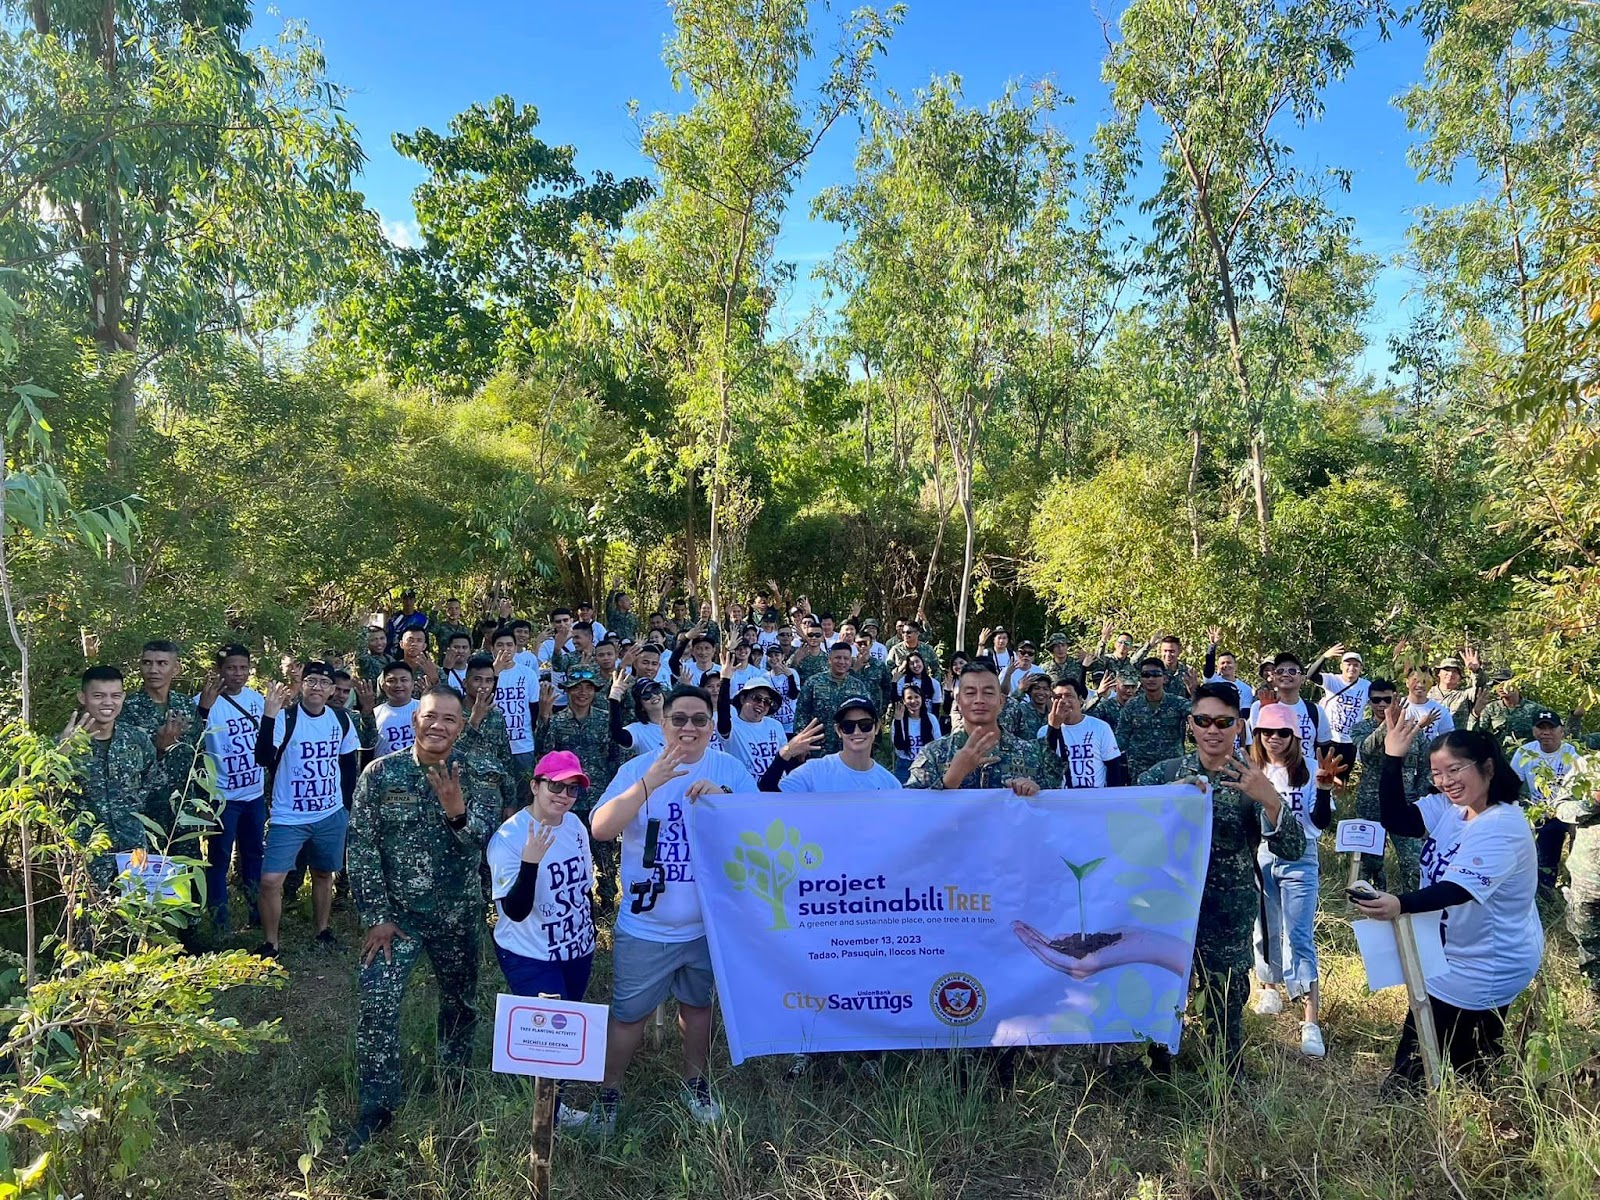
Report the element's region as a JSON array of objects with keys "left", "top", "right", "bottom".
[
  {"left": 0, "top": 3, "right": 366, "bottom": 467},
  {"left": 325, "top": 95, "right": 650, "bottom": 395}
]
